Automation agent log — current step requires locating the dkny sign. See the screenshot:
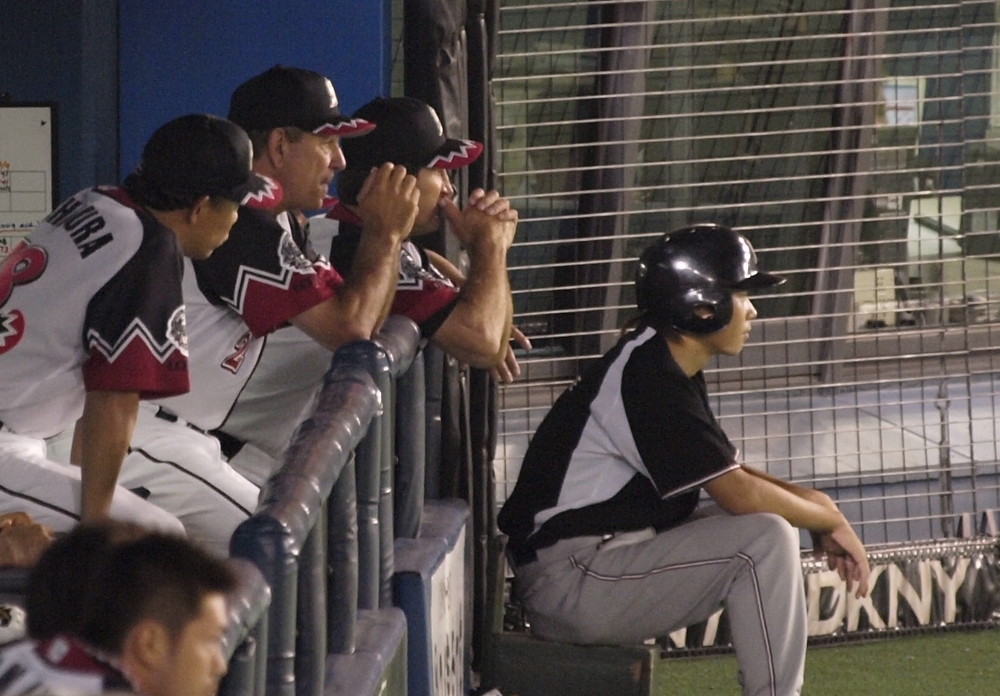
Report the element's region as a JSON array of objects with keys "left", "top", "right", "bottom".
[{"left": 667, "top": 538, "right": 1000, "bottom": 651}]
